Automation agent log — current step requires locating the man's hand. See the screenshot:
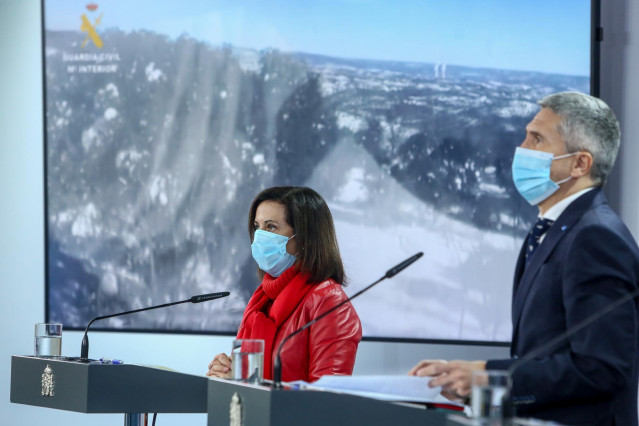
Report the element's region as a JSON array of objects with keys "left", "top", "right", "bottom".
[
  {"left": 409, "top": 359, "right": 486, "bottom": 399},
  {"left": 207, "top": 352, "right": 232, "bottom": 378}
]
